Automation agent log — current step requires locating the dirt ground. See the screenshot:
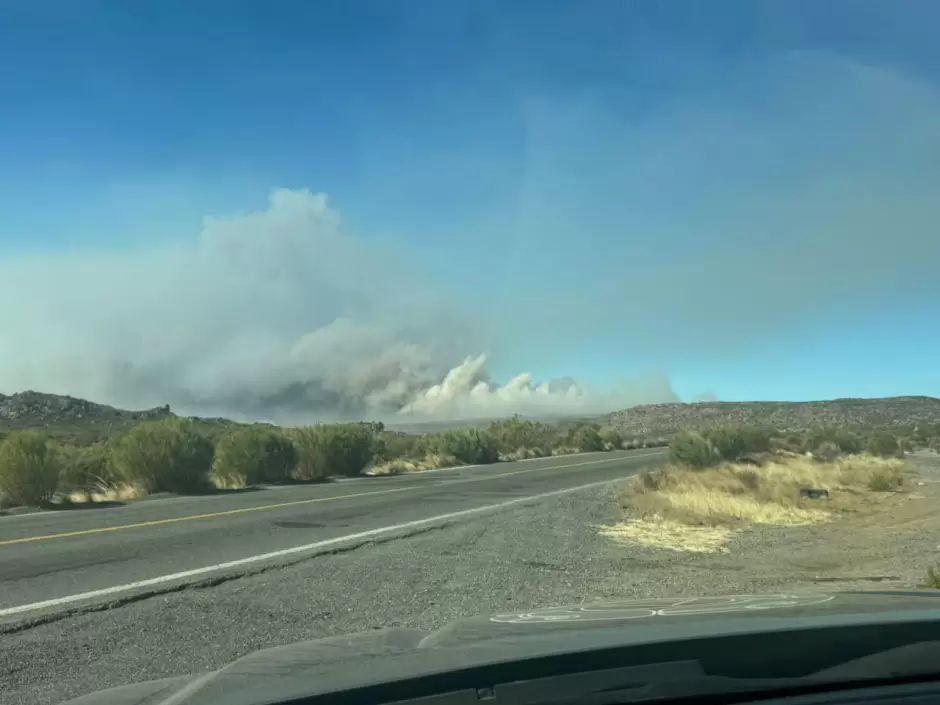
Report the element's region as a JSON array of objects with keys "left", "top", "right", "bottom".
[{"left": 686, "top": 451, "right": 940, "bottom": 591}]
